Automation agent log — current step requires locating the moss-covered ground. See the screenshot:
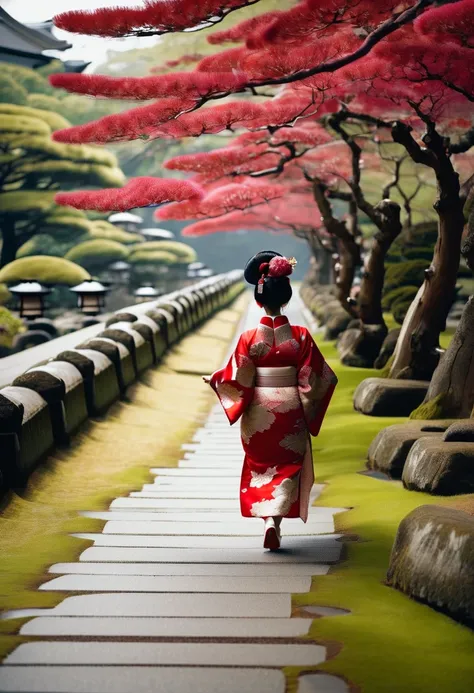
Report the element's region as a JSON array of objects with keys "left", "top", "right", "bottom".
[
  {"left": 0, "top": 294, "right": 248, "bottom": 661},
  {"left": 286, "top": 337, "right": 474, "bottom": 693}
]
